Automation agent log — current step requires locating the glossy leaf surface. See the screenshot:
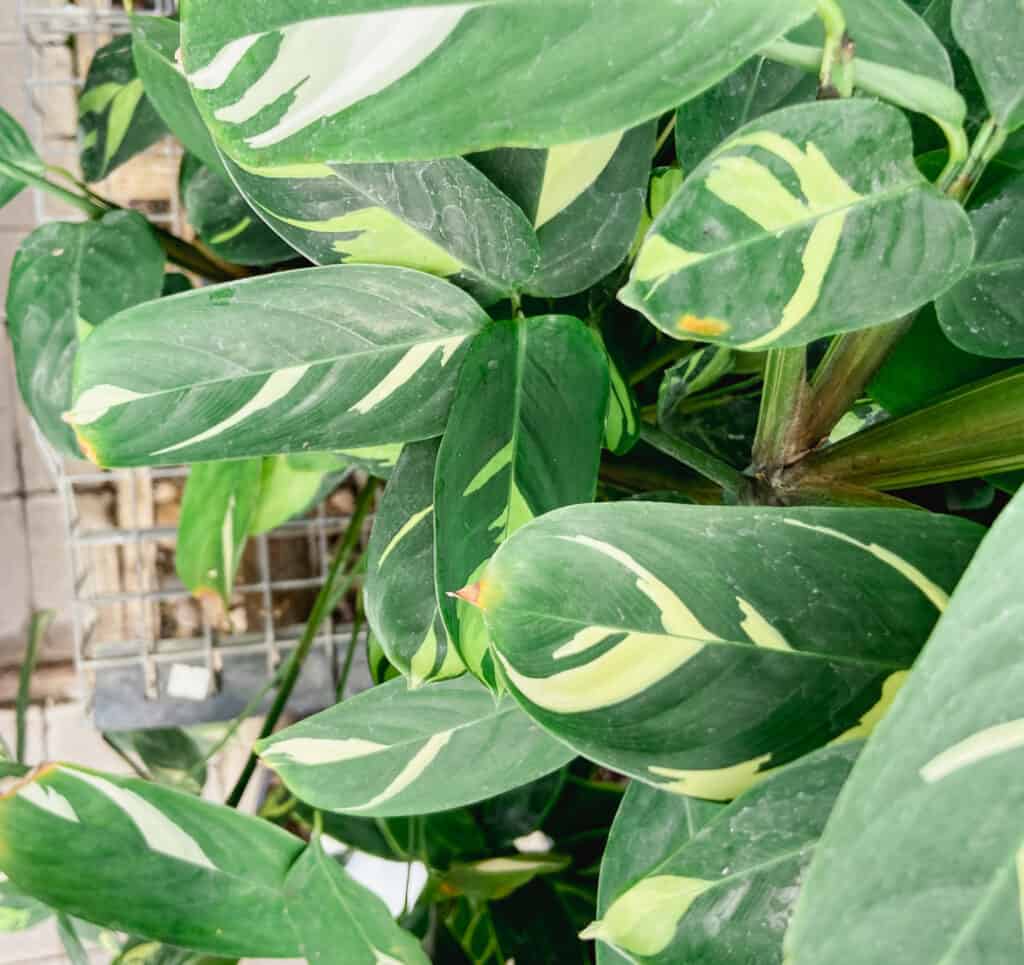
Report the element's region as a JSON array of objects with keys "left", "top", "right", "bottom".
[
  {"left": 588, "top": 744, "right": 858, "bottom": 963},
  {"left": 283, "top": 836, "right": 428, "bottom": 964},
  {"left": 180, "top": 156, "right": 294, "bottom": 266},
  {"left": 787, "top": 488, "right": 1024, "bottom": 964},
  {"left": 79, "top": 35, "right": 167, "bottom": 182},
  {"left": 131, "top": 16, "right": 227, "bottom": 177},
  {"left": 225, "top": 154, "right": 539, "bottom": 305},
  {"left": 622, "top": 100, "right": 974, "bottom": 349},
  {"left": 256, "top": 676, "right": 574, "bottom": 817},
  {"left": 7, "top": 210, "right": 164, "bottom": 456},
  {"left": 176, "top": 459, "right": 262, "bottom": 605},
  {"left": 180, "top": 1, "right": 816, "bottom": 166},
  {"left": 952, "top": 0, "right": 1024, "bottom": 131},
  {"left": 69, "top": 265, "right": 488, "bottom": 467},
  {"left": 937, "top": 176, "right": 1024, "bottom": 357},
  {"left": 0, "top": 765, "right": 303, "bottom": 956},
  {"left": 435, "top": 316, "right": 608, "bottom": 685},
  {"left": 366, "top": 439, "right": 464, "bottom": 687},
  {"left": 470, "top": 124, "right": 655, "bottom": 296},
  {"left": 478, "top": 502, "right": 982, "bottom": 799}
]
